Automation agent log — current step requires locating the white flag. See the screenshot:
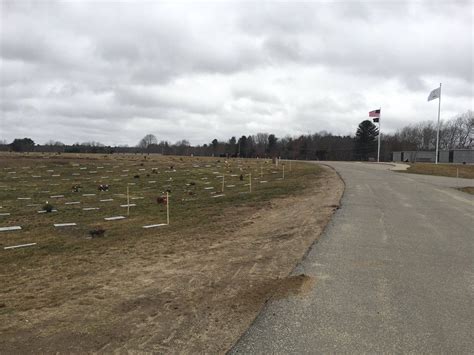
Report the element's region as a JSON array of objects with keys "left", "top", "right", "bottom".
[{"left": 428, "top": 87, "right": 440, "bottom": 101}]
